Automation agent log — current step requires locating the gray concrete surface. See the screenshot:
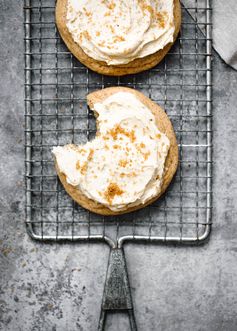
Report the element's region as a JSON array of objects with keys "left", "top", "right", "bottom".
[{"left": 1, "top": 1, "right": 237, "bottom": 331}]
